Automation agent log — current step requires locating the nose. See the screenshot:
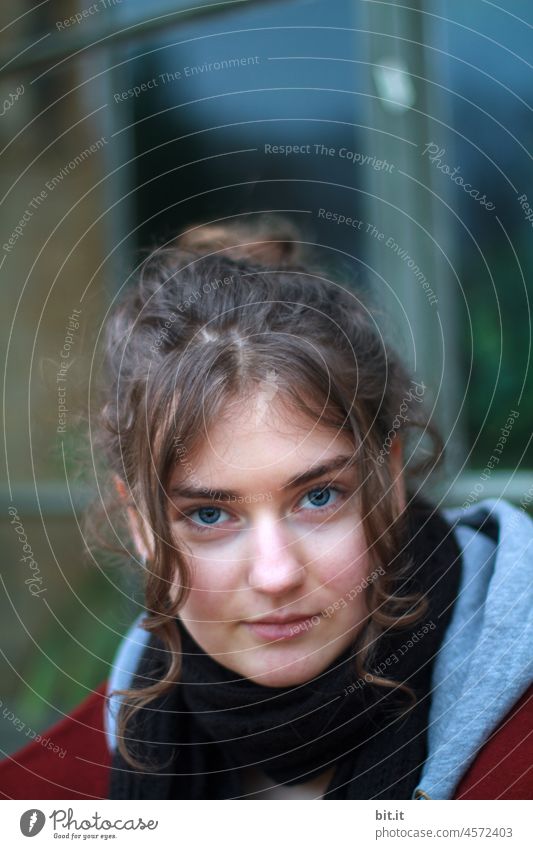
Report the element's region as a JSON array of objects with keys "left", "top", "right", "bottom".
[{"left": 247, "top": 515, "right": 305, "bottom": 596}]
